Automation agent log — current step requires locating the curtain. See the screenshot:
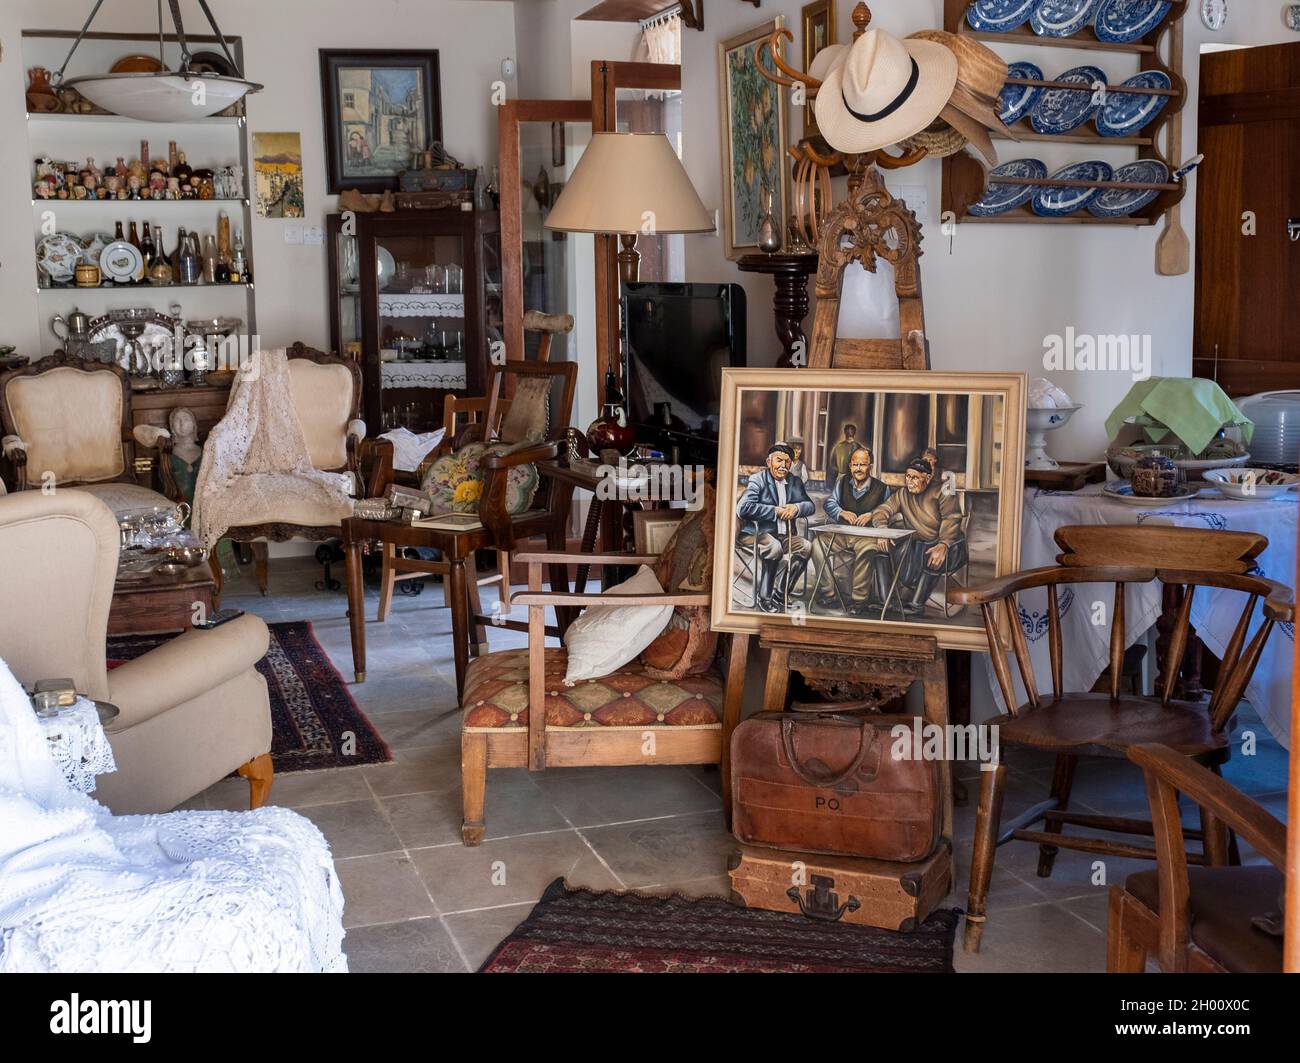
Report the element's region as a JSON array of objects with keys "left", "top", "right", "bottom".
[{"left": 641, "top": 13, "right": 681, "bottom": 65}]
